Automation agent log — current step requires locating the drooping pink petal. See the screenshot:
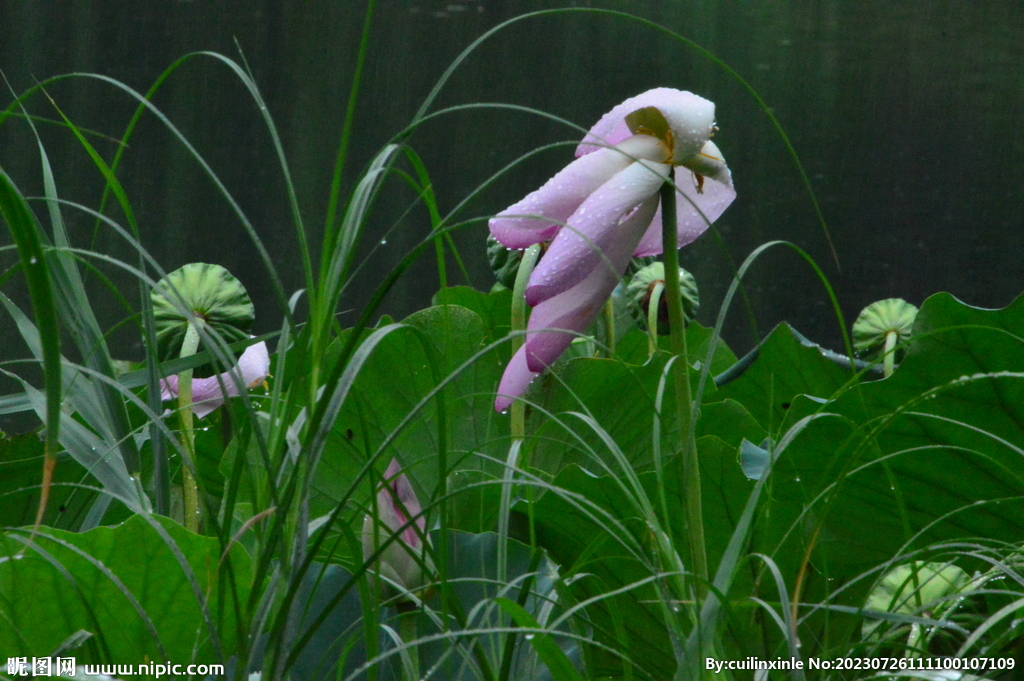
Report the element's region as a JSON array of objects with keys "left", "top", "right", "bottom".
[
  {"left": 525, "top": 159, "right": 667, "bottom": 307},
  {"left": 494, "top": 345, "right": 535, "bottom": 413},
  {"left": 576, "top": 88, "right": 717, "bottom": 164},
  {"left": 632, "top": 163, "right": 736, "bottom": 257},
  {"left": 523, "top": 200, "right": 656, "bottom": 374},
  {"left": 160, "top": 340, "right": 270, "bottom": 418},
  {"left": 236, "top": 340, "right": 272, "bottom": 388},
  {"left": 491, "top": 88, "right": 737, "bottom": 412},
  {"left": 494, "top": 212, "right": 647, "bottom": 410},
  {"left": 489, "top": 136, "right": 666, "bottom": 249}
]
